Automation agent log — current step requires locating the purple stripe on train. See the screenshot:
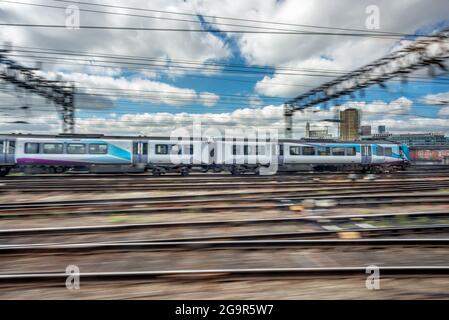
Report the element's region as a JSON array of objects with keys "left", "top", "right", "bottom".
[{"left": 16, "top": 158, "right": 89, "bottom": 166}]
